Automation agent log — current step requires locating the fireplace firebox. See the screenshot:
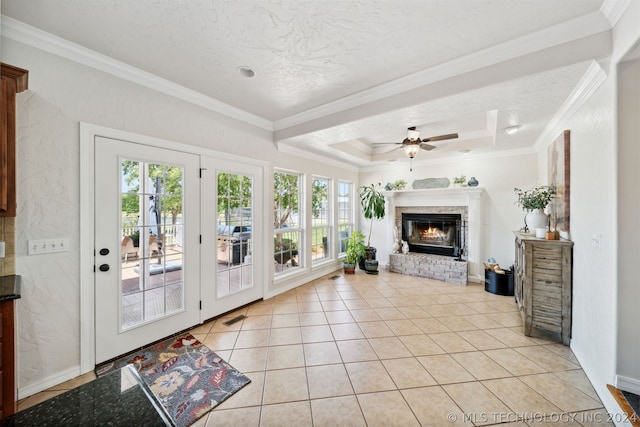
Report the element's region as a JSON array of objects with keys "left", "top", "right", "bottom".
[{"left": 401, "top": 213, "right": 462, "bottom": 257}]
